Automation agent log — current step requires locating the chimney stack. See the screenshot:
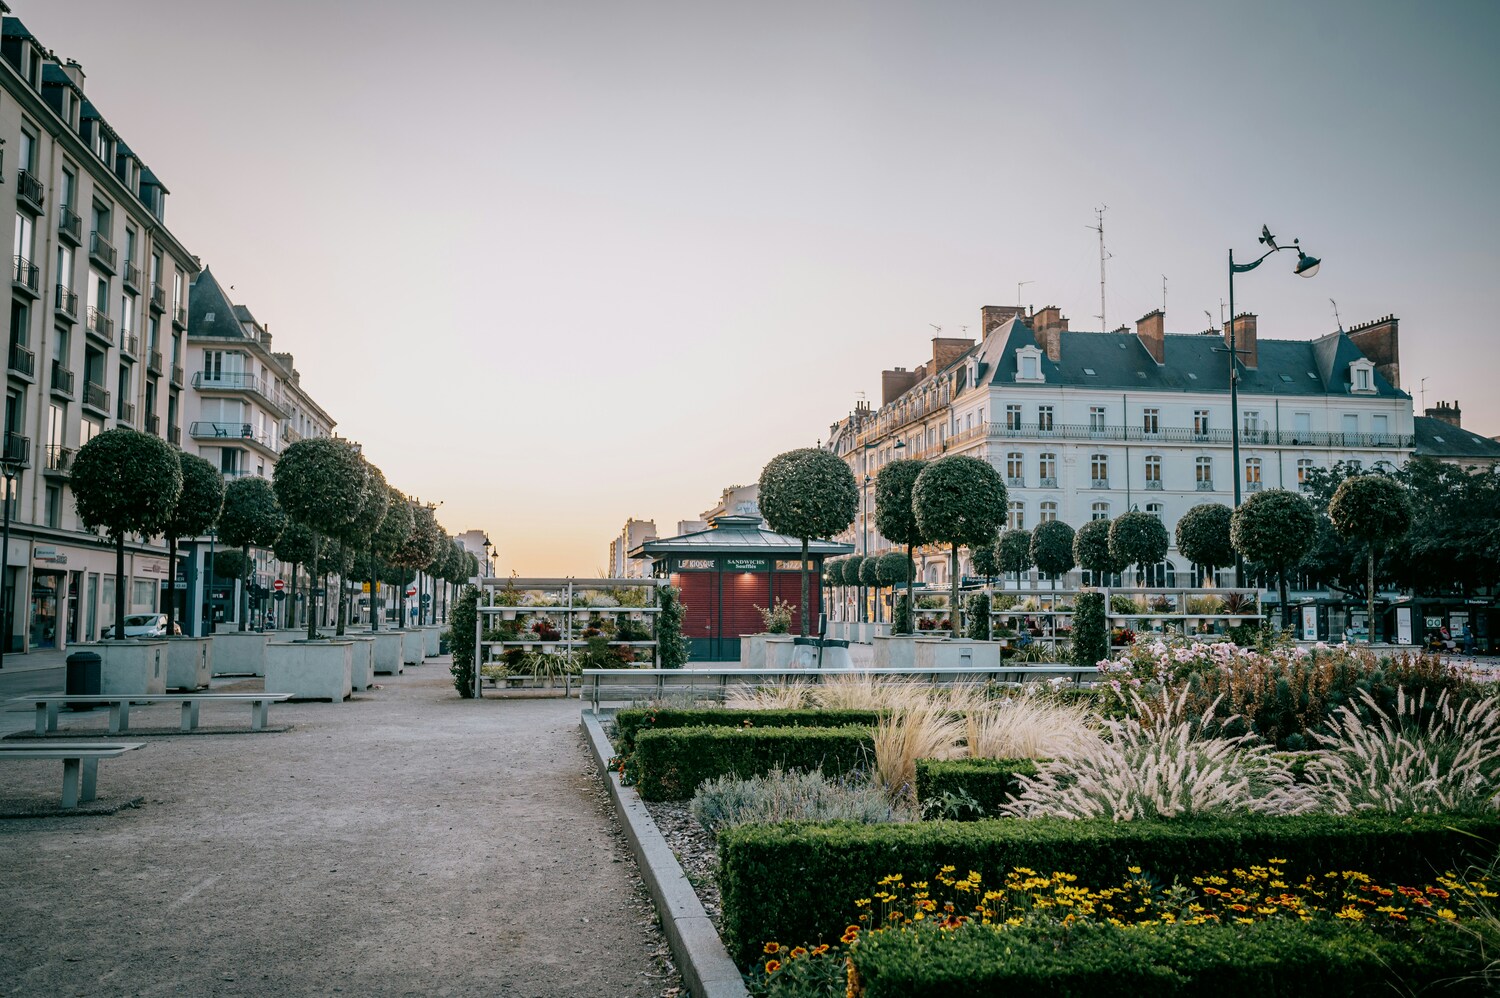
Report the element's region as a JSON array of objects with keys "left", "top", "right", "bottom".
[
  {"left": 980, "top": 304, "right": 1026, "bottom": 337},
  {"left": 881, "top": 367, "right": 919, "bottom": 405},
  {"left": 1031, "top": 305, "right": 1067, "bottom": 362},
  {"left": 931, "top": 336, "right": 975, "bottom": 373},
  {"left": 1425, "top": 400, "right": 1462, "bottom": 428},
  {"left": 1347, "top": 314, "right": 1401, "bottom": 389},
  {"left": 1136, "top": 309, "right": 1165, "bottom": 365},
  {"left": 1227, "top": 312, "right": 1258, "bottom": 370},
  {"left": 60, "top": 59, "right": 86, "bottom": 91}
]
